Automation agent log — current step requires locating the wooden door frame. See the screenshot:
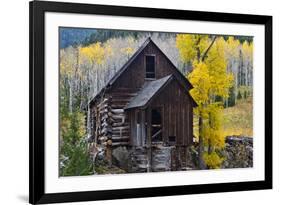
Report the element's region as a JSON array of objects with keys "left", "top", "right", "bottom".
[{"left": 150, "top": 106, "right": 164, "bottom": 144}]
